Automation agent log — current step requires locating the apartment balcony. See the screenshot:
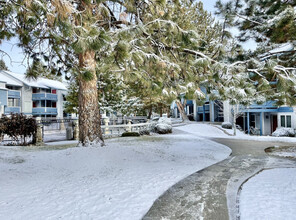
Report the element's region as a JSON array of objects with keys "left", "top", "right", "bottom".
[
  {"left": 5, "top": 106, "right": 21, "bottom": 114},
  {"left": 32, "top": 107, "right": 58, "bottom": 115},
  {"left": 8, "top": 90, "right": 21, "bottom": 99},
  {"left": 197, "top": 107, "right": 203, "bottom": 112},
  {"left": 197, "top": 105, "right": 210, "bottom": 113},
  {"left": 32, "top": 93, "right": 57, "bottom": 101}
]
